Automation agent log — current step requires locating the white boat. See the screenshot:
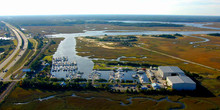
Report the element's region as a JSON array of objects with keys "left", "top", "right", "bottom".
[{"left": 132, "top": 74, "right": 139, "bottom": 79}]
